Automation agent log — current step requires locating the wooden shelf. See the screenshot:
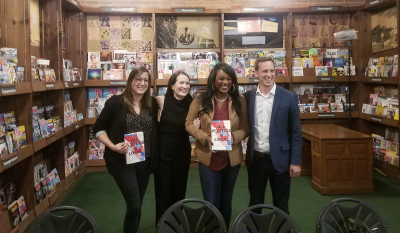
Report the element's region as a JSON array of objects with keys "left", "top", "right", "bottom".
[
  {"left": 48, "top": 180, "right": 66, "bottom": 206},
  {"left": 0, "top": 82, "right": 32, "bottom": 96},
  {"left": 85, "top": 159, "right": 106, "bottom": 167},
  {"left": 360, "top": 113, "right": 399, "bottom": 127},
  {"left": 300, "top": 111, "right": 360, "bottom": 119},
  {"left": 11, "top": 211, "right": 36, "bottom": 233},
  {"left": 85, "top": 117, "right": 96, "bottom": 125},
  {"left": 155, "top": 79, "right": 208, "bottom": 85},
  {"left": 34, "top": 195, "right": 50, "bottom": 217},
  {"left": 360, "top": 76, "right": 399, "bottom": 84},
  {"left": 62, "top": 0, "right": 83, "bottom": 12},
  {"left": 31, "top": 81, "right": 64, "bottom": 92},
  {"left": 362, "top": 0, "right": 397, "bottom": 12},
  {"left": 293, "top": 76, "right": 358, "bottom": 83},
  {"left": 85, "top": 80, "right": 127, "bottom": 87},
  {"left": 64, "top": 119, "right": 85, "bottom": 136},
  {"left": 46, "top": 129, "right": 65, "bottom": 145},
  {"left": 64, "top": 81, "right": 85, "bottom": 89},
  {"left": 157, "top": 48, "right": 220, "bottom": 53},
  {"left": 0, "top": 144, "right": 33, "bottom": 173},
  {"left": 33, "top": 137, "right": 48, "bottom": 153}
]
